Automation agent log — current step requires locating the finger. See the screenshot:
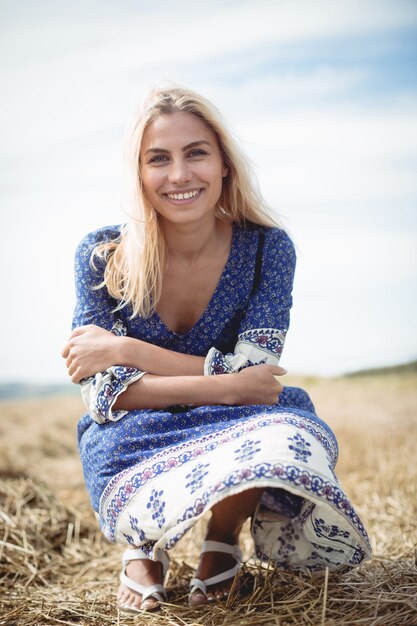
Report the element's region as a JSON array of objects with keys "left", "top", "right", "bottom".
[
  {"left": 67, "top": 361, "right": 78, "bottom": 377},
  {"left": 71, "top": 369, "right": 82, "bottom": 384},
  {"left": 70, "top": 326, "right": 89, "bottom": 338},
  {"left": 273, "top": 375, "right": 283, "bottom": 387},
  {"left": 61, "top": 344, "right": 70, "bottom": 358},
  {"left": 271, "top": 365, "right": 287, "bottom": 376}
]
